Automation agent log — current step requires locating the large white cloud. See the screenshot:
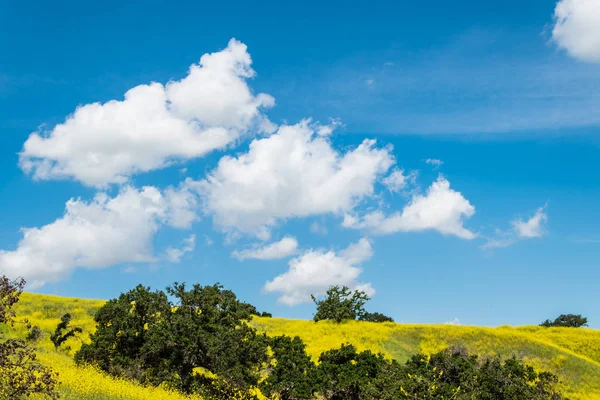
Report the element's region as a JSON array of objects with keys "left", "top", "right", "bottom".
[
  {"left": 19, "top": 39, "right": 275, "bottom": 187},
  {"left": 264, "top": 238, "right": 375, "bottom": 306},
  {"left": 198, "top": 120, "right": 395, "bottom": 238},
  {"left": 552, "top": 0, "right": 600, "bottom": 62},
  {"left": 0, "top": 183, "right": 199, "bottom": 288},
  {"left": 232, "top": 236, "right": 299, "bottom": 261},
  {"left": 343, "top": 176, "right": 476, "bottom": 239}
]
